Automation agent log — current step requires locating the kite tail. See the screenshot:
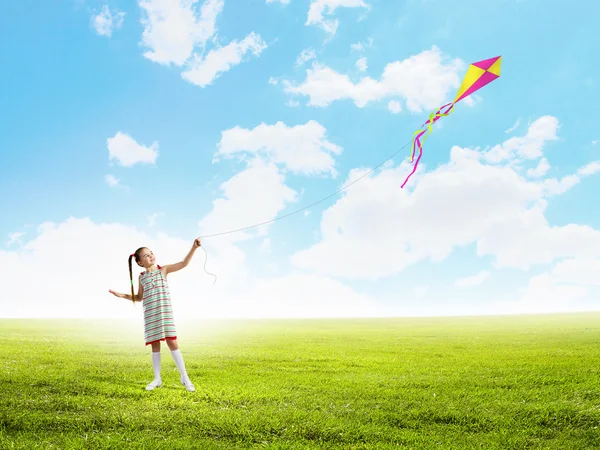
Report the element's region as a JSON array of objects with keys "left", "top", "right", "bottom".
[
  {"left": 408, "top": 103, "right": 452, "bottom": 162},
  {"left": 402, "top": 102, "right": 455, "bottom": 188}
]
